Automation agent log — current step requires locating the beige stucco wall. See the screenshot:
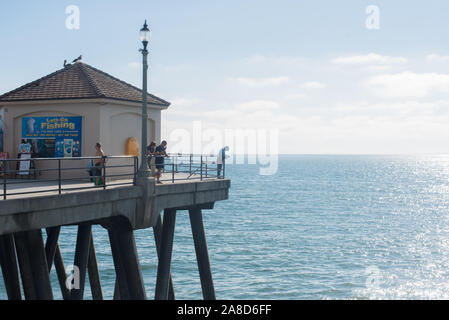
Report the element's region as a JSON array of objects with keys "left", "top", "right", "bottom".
[
  {"left": 98, "top": 102, "right": 161, "bottom": 179},
  {"left": 99, "top": 102, "right": 161, "bottom": 157}
]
